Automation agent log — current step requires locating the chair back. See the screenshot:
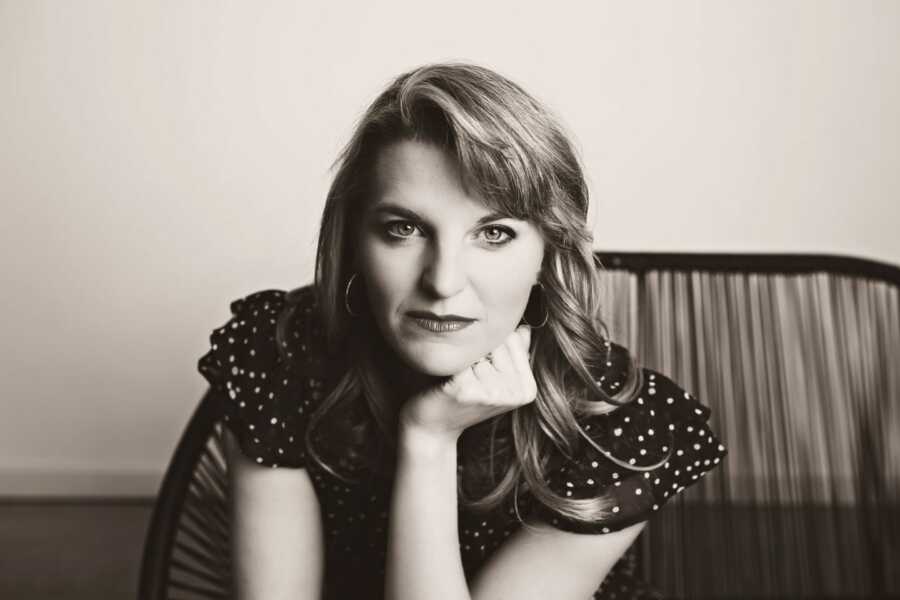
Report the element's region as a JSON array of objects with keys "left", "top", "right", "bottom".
[{"left": 595, "top": 251, "right": 900, "bottom": 598}]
